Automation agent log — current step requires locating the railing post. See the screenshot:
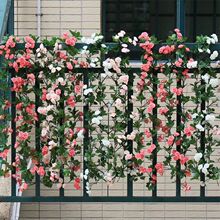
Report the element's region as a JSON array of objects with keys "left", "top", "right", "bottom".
[
  {"left": 127, "top": 71, "right": 133, "bottom": 198},
  {"left": 83, "top": 69, "right": 89, "bottom": 197},
  {"left": 152, "top": 70, "right": 158, "bottom": 197}
]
